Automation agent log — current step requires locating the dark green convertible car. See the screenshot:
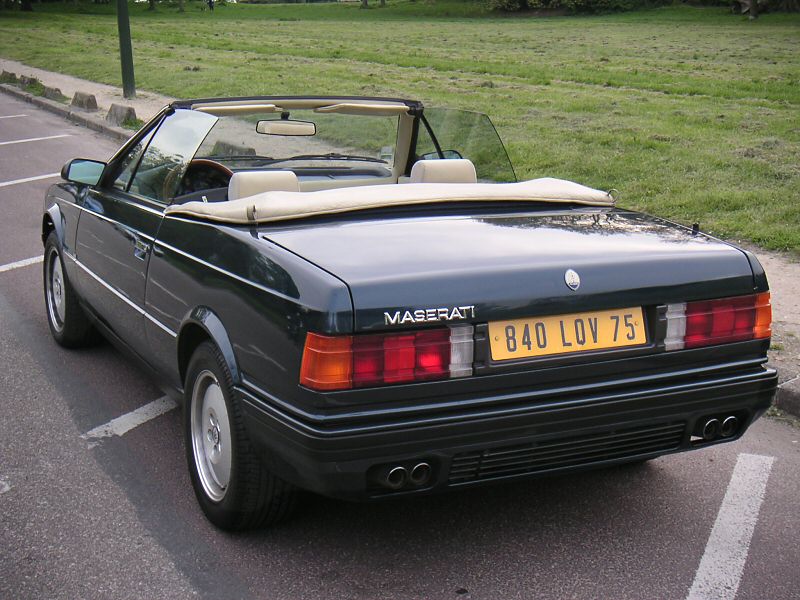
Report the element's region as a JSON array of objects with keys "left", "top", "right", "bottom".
[{"left": 43, "top": 96, "right": 777, "bottom": 530}]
